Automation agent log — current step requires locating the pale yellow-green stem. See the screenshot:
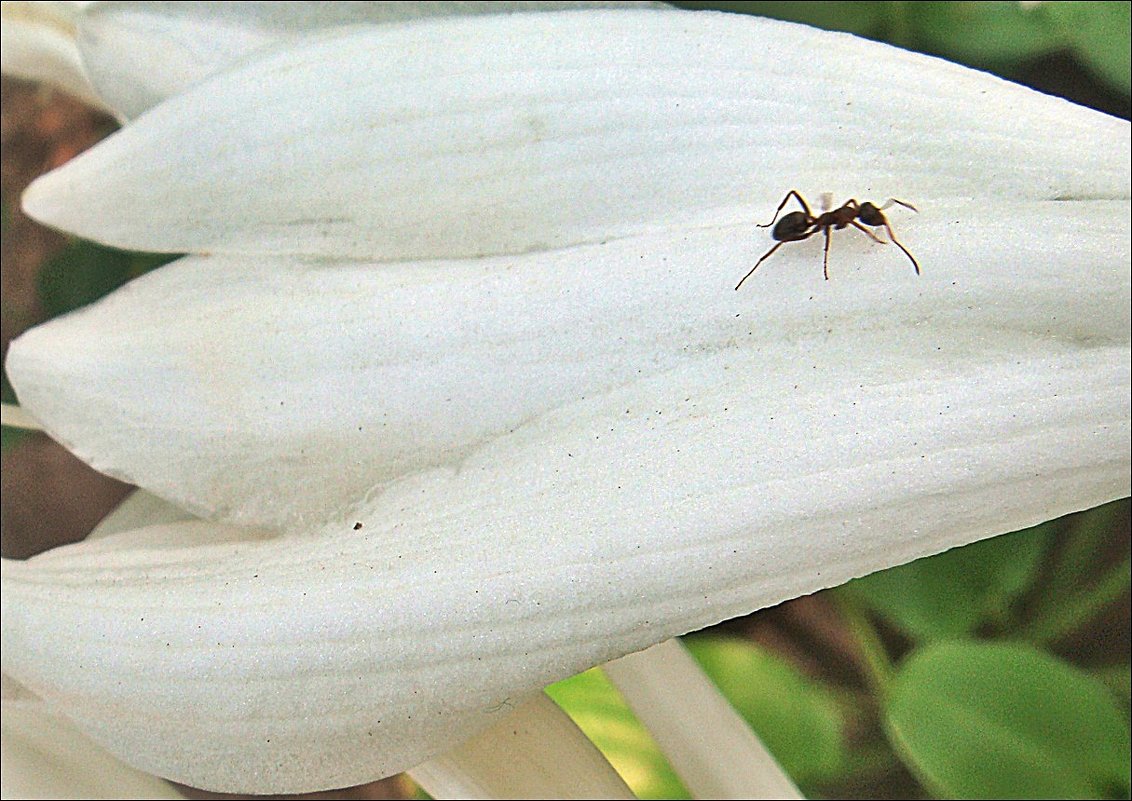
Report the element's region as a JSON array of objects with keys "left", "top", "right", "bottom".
[
  {"left": 604, "top": 639, "right": 803, "bottom": 800},
  {"left": 408, "top": 693, "right": 634, "bottom": 799},
  {"left": 0, "top": 403, "right": 42, "bottom": 430}
]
